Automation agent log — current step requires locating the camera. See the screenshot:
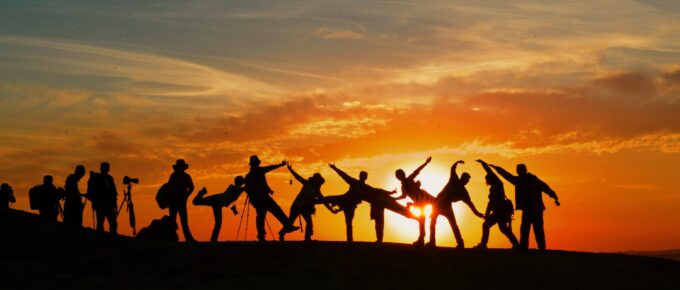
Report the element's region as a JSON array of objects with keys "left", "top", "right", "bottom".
[{"left": 123, "top": 176, "right": 139, "bottom": 185}]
